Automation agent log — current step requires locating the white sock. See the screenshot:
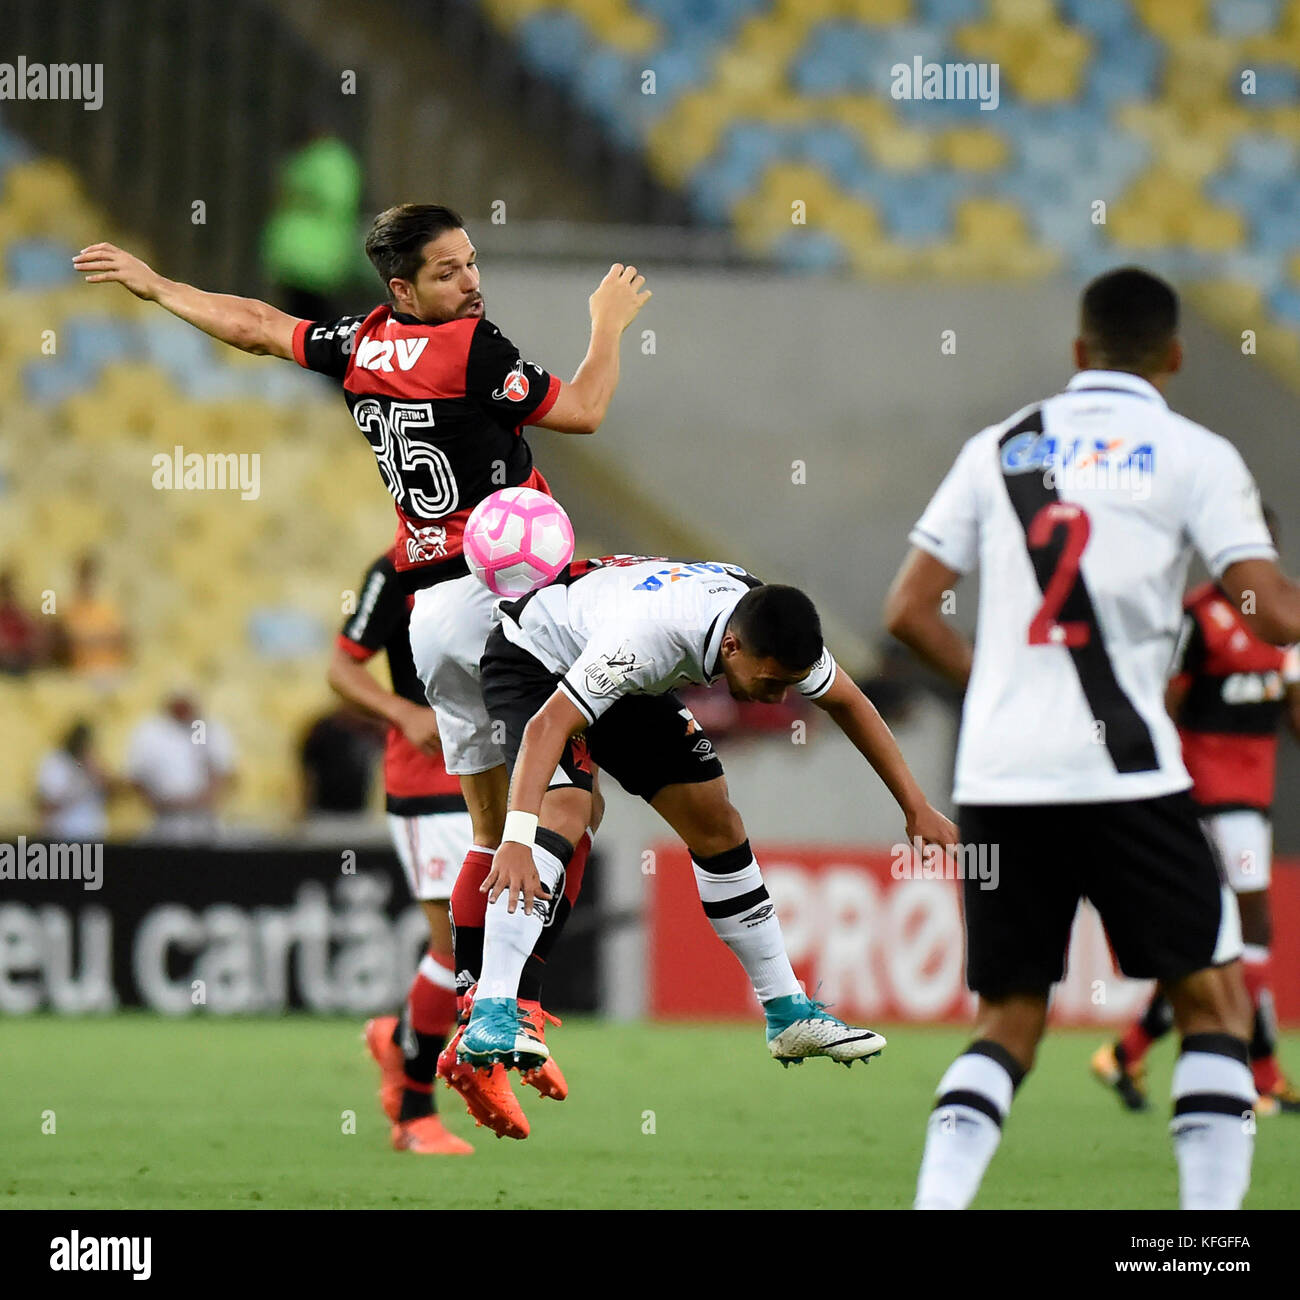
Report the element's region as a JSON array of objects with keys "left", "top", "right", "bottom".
[
  {"left": 476, "top": 840, "right": 565, "bottom": 1002},
  {"left": 915, "top": 1044, "right": 1021, "bottom": 1210},
  {"left": 691, "top": 841, "right": 800, "bottom": 1003},
  {"left": 1171, "top": 1037, "right": 1256, "bottom": 1210}
]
